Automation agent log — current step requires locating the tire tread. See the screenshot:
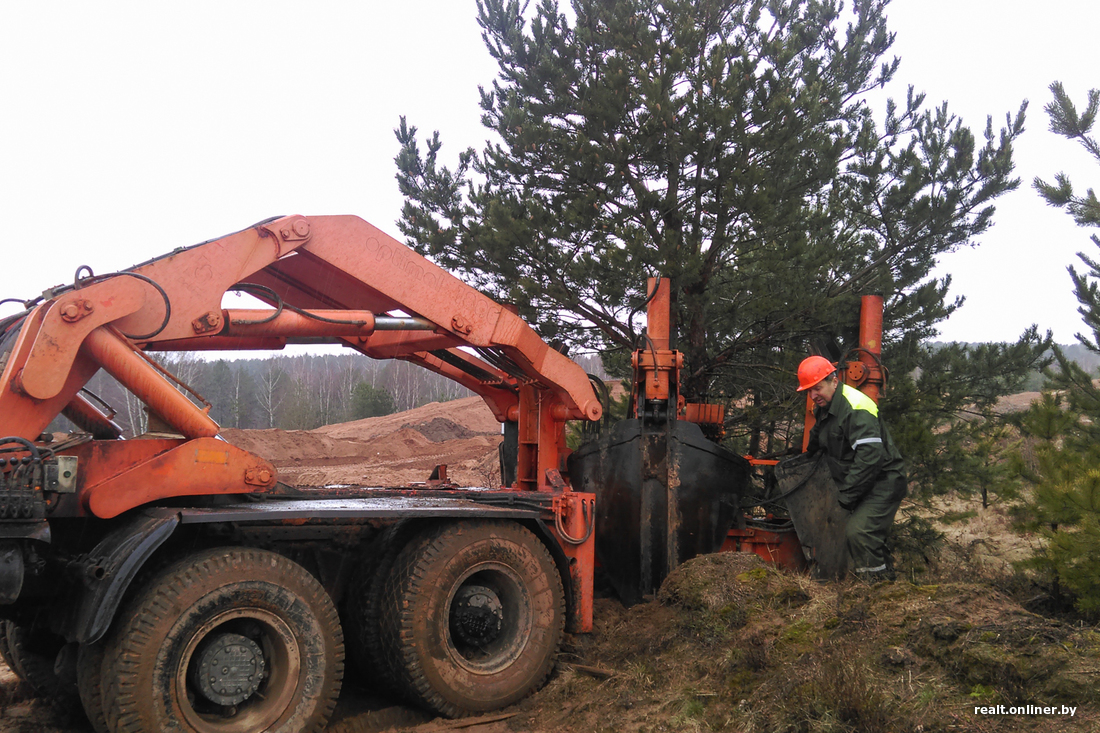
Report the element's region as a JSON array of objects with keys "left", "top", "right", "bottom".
[
  {"left": 101, "top": 547, "right": 343, "bottom": 733},
  {"left": 379, "top": 520, "right": 564, "bottom": 717}
]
